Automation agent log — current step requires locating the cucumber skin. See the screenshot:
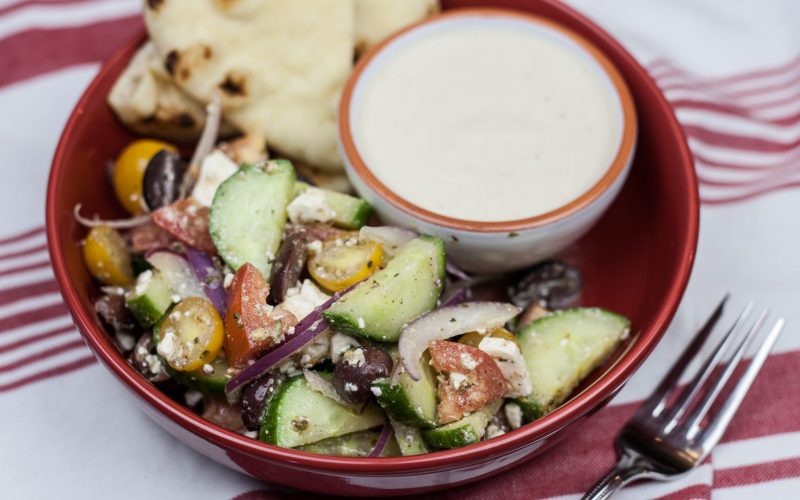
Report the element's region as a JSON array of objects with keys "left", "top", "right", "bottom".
[
  {"left": 294, "top": 182, "right": 372, "bottom": 230},
  {"left": 422, "top": 400, "right": 501, "bottom": 449},
  {"left": 515, "top": 308, "right": 630, "bottom": 422},
  {"left": 209, "top": 160, "right": 295, "bottom": 277},
  {"left": 372, "top": 378, "right": 436, "bottom": 428},
  {"left": 125, "top": 271, "right": 172, "bottom": 328},
  {"left": 260, "top": 376, "right": 386, "bottom": 448},
  {"left": 322, "top": 236, "right": 446, "bottom": 342},
  {"left": 167, "top": 356, "right": 229, "bottom": 397}
]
